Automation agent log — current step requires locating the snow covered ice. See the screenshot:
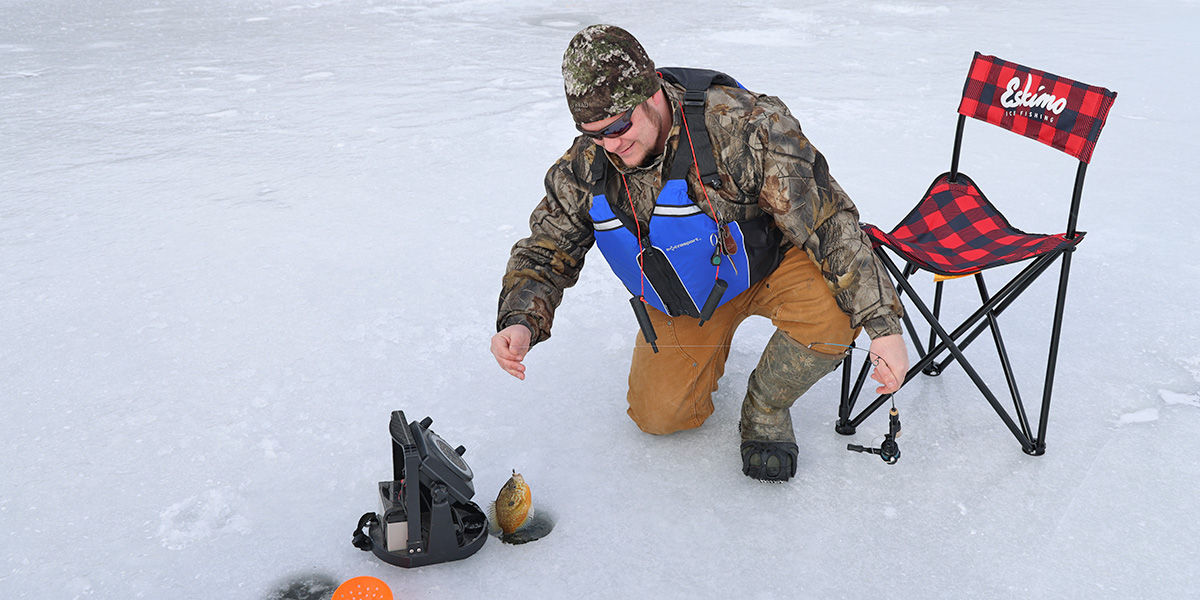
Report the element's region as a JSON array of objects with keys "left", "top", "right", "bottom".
[{"left": 2, "top": 1, "right": 1198, "bottom": 598}]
